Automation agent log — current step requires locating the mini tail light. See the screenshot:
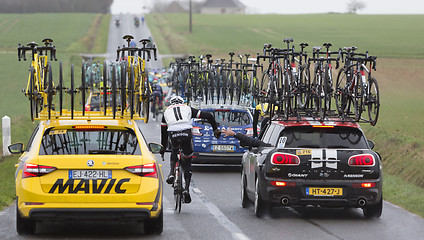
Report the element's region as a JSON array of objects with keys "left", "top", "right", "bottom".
[
  {"left": 125, "top": 163, "right": 157, "bottom": 178},
  {"left": 23, "top": 163, "right": 56, "bottom": 178},
  {"left": 245, "top": 128, "right": 254, "bottom": 137},
  {"left": 271, "top": 153, "right": 300, "bottom": 165},
  {"left": 192, "top": 126, "right": 203, "bottom": 136},
  {"left": 352, "top": 182, "right": 376, "bottom": 188},
  {"left": 85, "top": 104, "right": 91, "bottom": 111},
  {"left": 348, "top": 154, "right": 375, "bottom": 167}
]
